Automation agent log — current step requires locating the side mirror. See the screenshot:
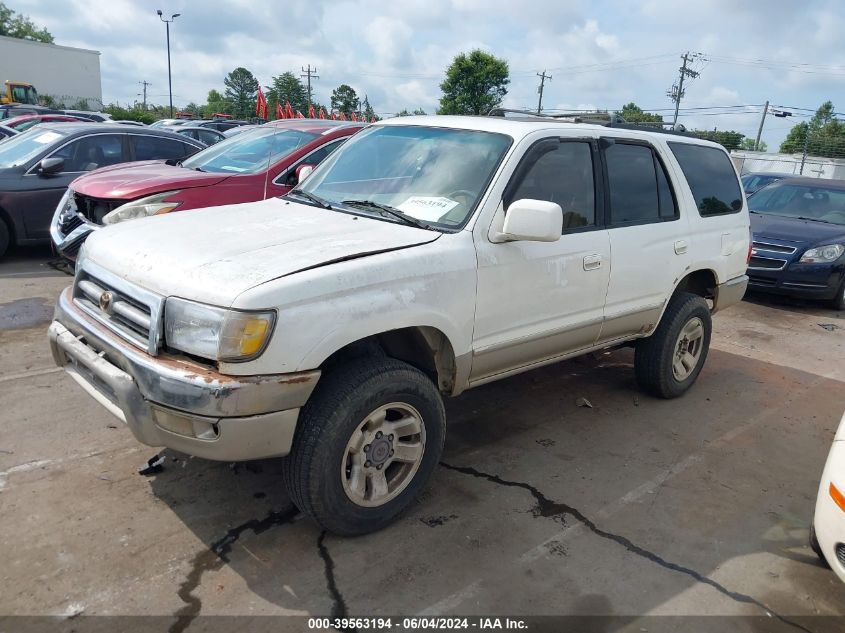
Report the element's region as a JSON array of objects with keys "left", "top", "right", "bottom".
[
  {"left": 499, "top": 199, "right": 562, "bottom": 242},
  {"left": 39, "top": 156, "right": 65, "bottom": 175},
  {"left": 295, "top": 163, "right": 315, "bottom": 184}
]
